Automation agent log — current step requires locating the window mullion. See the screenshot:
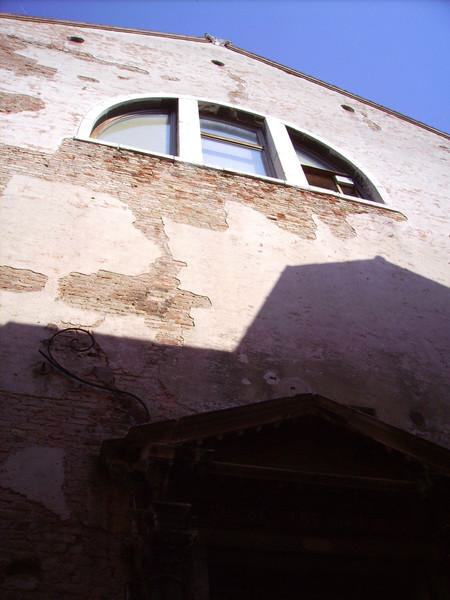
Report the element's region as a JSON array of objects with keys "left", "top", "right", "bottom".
[
  {"left": 265, "top": 117, "right": 308, "bottom": 185},
  {"left": 178, "top": 97, "right": 203, "bottom": 163}
]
